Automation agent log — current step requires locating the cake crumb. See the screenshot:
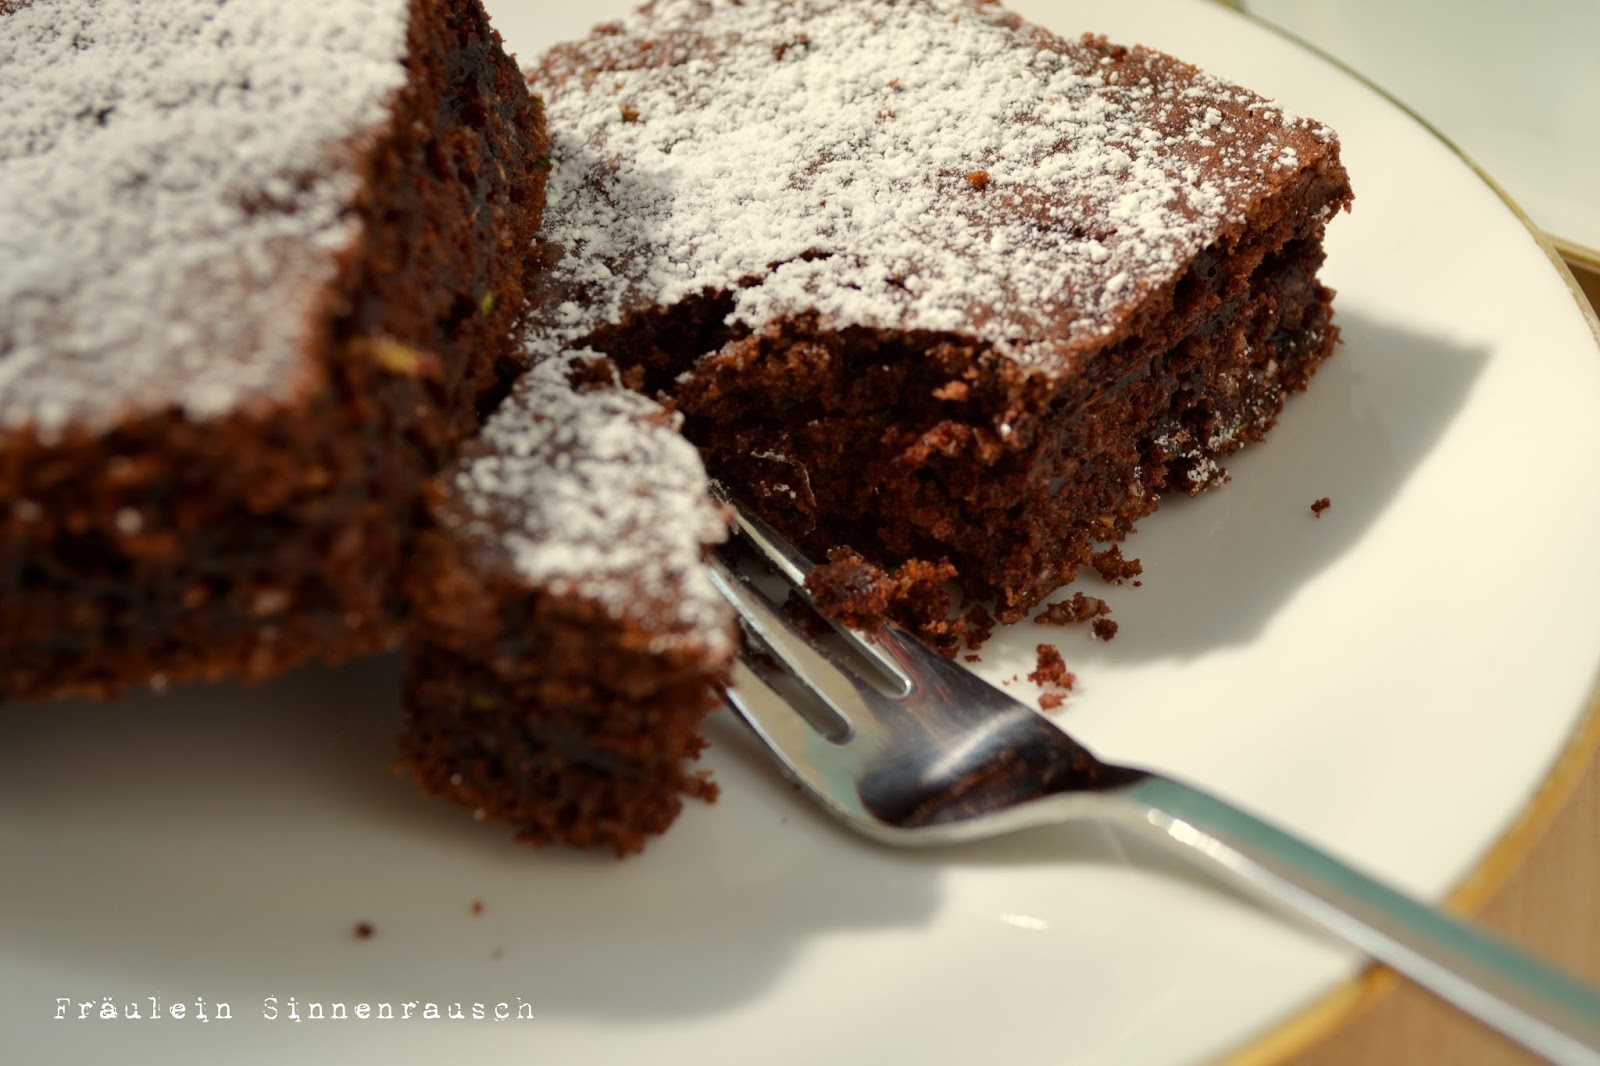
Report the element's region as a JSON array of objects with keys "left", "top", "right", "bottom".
[
  {"left": 1034, "top": 591, "right": 1111, "bottom": 626},
  {"left": 805, "top": 548, "right": 894, "bottom": 629},
  {"left": 1090, "top": 546, "right": 1143, "bottom": 583},
  {"left": 1311, "top": 497, "right": 1331, "bottom": 517},
  {"left": 471, "top": 899, "right": 485, "bottom": 916},
  {"left": 1028, "top": 643, "right": 1076, "bottom": 693},
  {"left": 963, "top": 653, "right": 981, "bottom": 664},
  {"left": 805, "top": 547, "right": 966, "bottom": 653},
  {"left": 961, "top": 602, "right": 995, "bottom": 649},
  {"left": 1039, "top": 691, "right": 1066, "bottom": 711},
  {"left": 965, "top": 170, "right": 990, "bottom": 190},
  {"left": 354, "top": 922, "right": 375, "bottom": 940},
  {"left": 1092, "top": 617, "right": 1119, "bottom": 641}
]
